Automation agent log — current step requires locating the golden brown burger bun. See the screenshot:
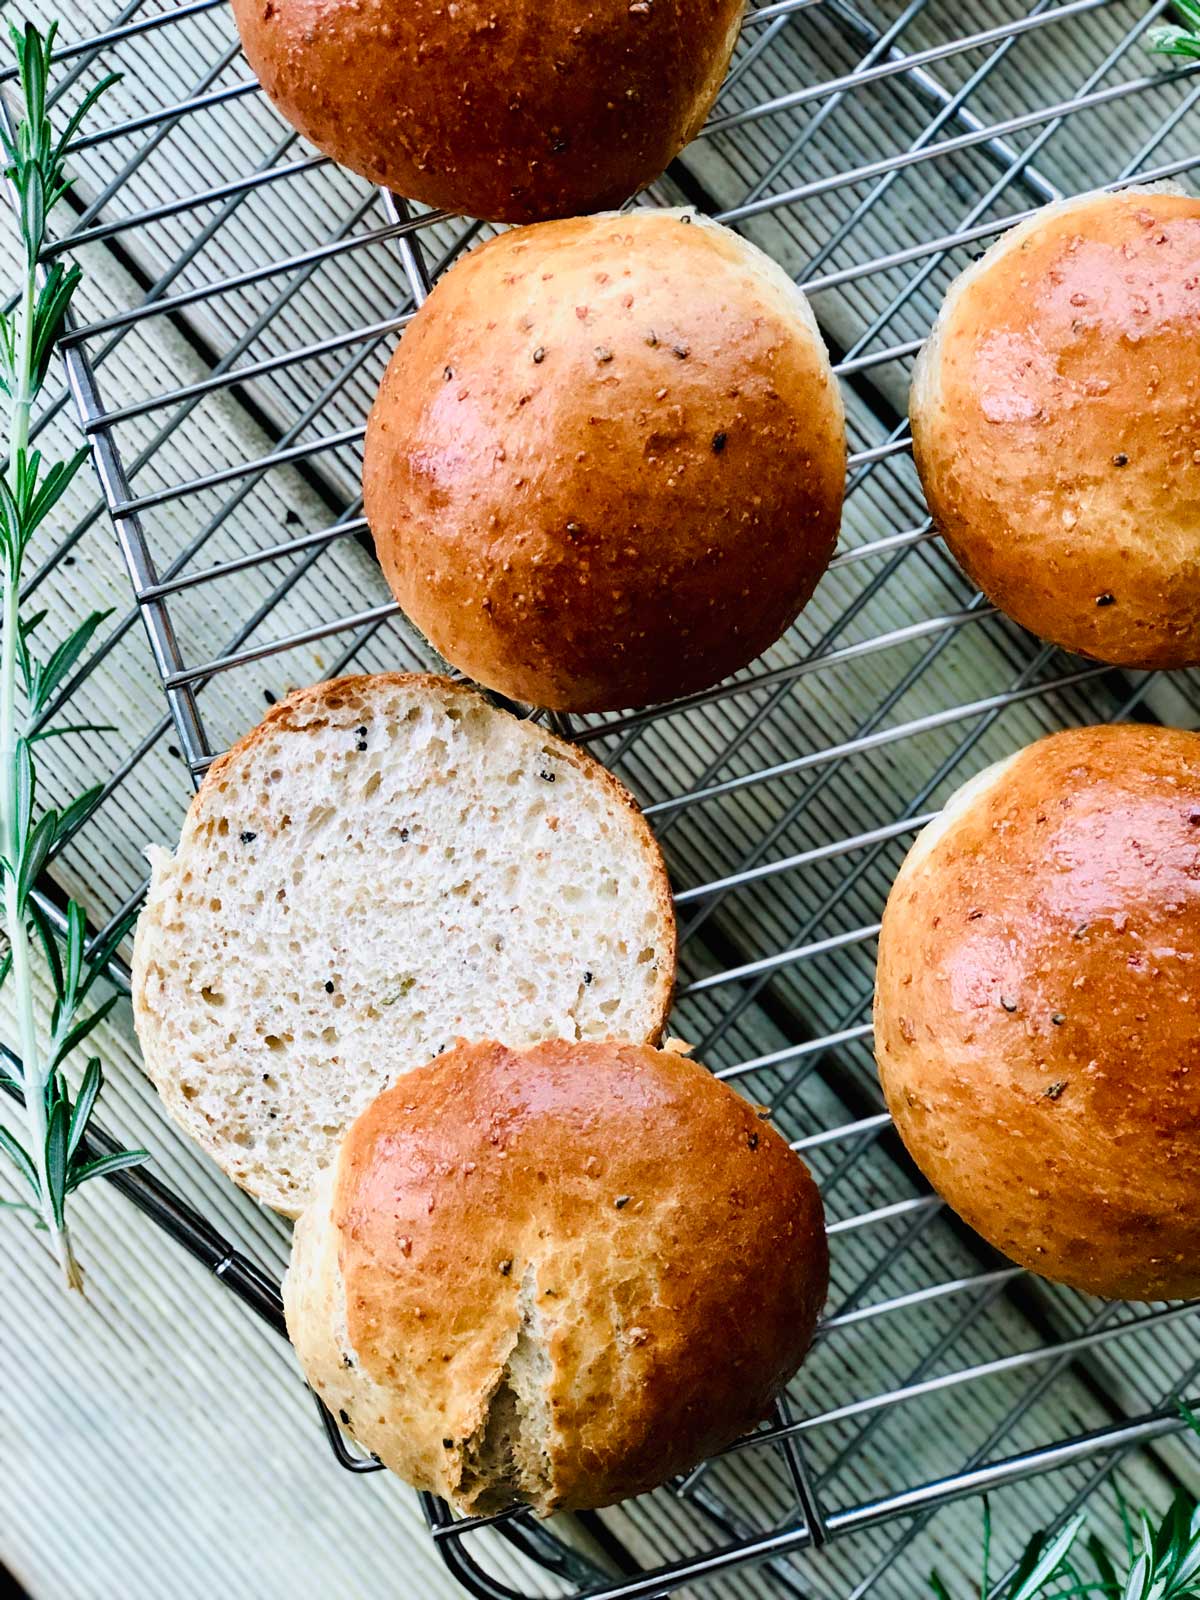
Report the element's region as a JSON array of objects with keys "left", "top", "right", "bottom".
[
  {"left": 283, "top": 1039, "right": 829, "bottom": 1513},
  {"left": 229, "top": 0, "right": 745, "bottom": 224},
  {"left": 363, "top": 210, "right": 846, "bottom": 711},
  {"left": 874, "top": 723, "right": 1200, "bottom": 1302},
  {"left": 910, "top": 187, "right": 1200, "bottom": 668}
]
